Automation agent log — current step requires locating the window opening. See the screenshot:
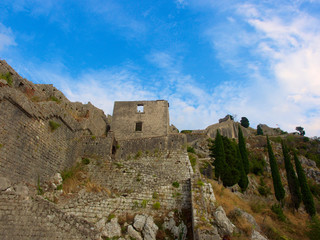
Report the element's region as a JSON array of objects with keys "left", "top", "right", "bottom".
[
  {"left": 137, "top": 104, "right": 144, "bottom": 113},
  {"left": 135, "top": 122, "right": 142, "bottom": 131}
]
